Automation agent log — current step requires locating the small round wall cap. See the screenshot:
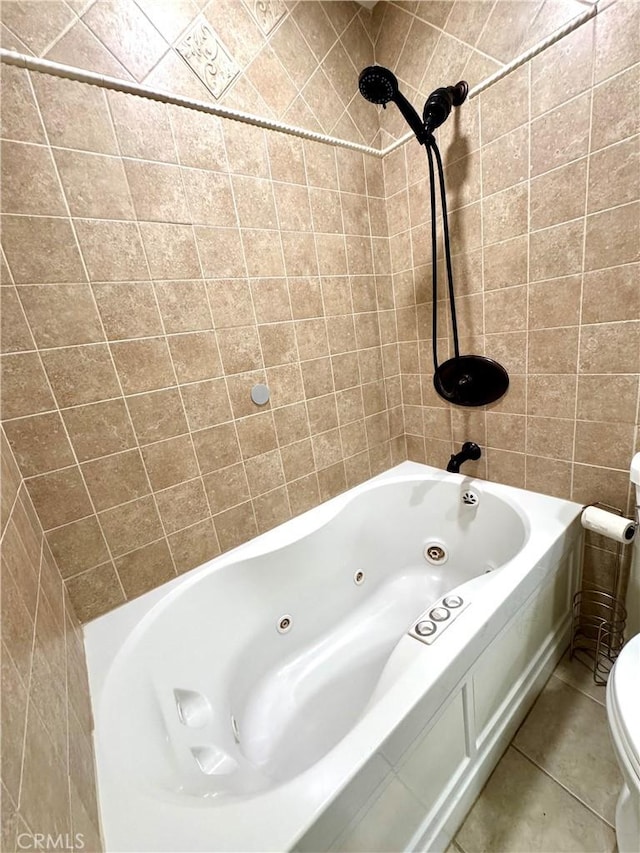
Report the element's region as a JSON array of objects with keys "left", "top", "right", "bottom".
[{"left": 251, "top": 384, "right": 270, "bottom": 405}]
